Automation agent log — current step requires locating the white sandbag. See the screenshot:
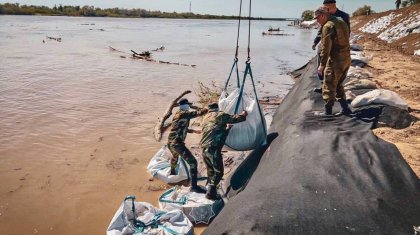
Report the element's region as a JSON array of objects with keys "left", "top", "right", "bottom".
[
  {"left": 219, "top": 89, "right": 267, "bottom": 151},
  {"left": 351, "top": 89, "right": 408, "bottom": 110},
  {"left": 350, "top": 44, "right": 364, "bottom": 51},
  {"left": 345, "top": 90, "right": 357, "bottom": 101},
  {"left": 350, "top": 51, "right": 364, "bottom": 56},
  {"left": 159, "top": 186, "right": 224, "bottom": 224},
  {"left": 344, "top": 79, "right": 377, "bottom": 90},
  {"left": 346, "top": 66, "right": 372, "bottom": 81},
  {"left": 351, "top": 54, "right": 371, "bottom": 67},
  {"left": 107, "top": 198, "right": 194, "bottom": 235},
  {"left": 147, "top": 145, "right": 189, "bottom": 184}
]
